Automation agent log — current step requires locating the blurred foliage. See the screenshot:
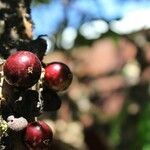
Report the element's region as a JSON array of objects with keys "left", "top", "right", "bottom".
[
  {"left": 138, "top": 101, "right": 150, "bottom": 149},
  {"left": 0, "top": 0, "right": 149, "bottom": 149},
  {"left": 26, "top": 0, "right": 150, "bottom": 149}
]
